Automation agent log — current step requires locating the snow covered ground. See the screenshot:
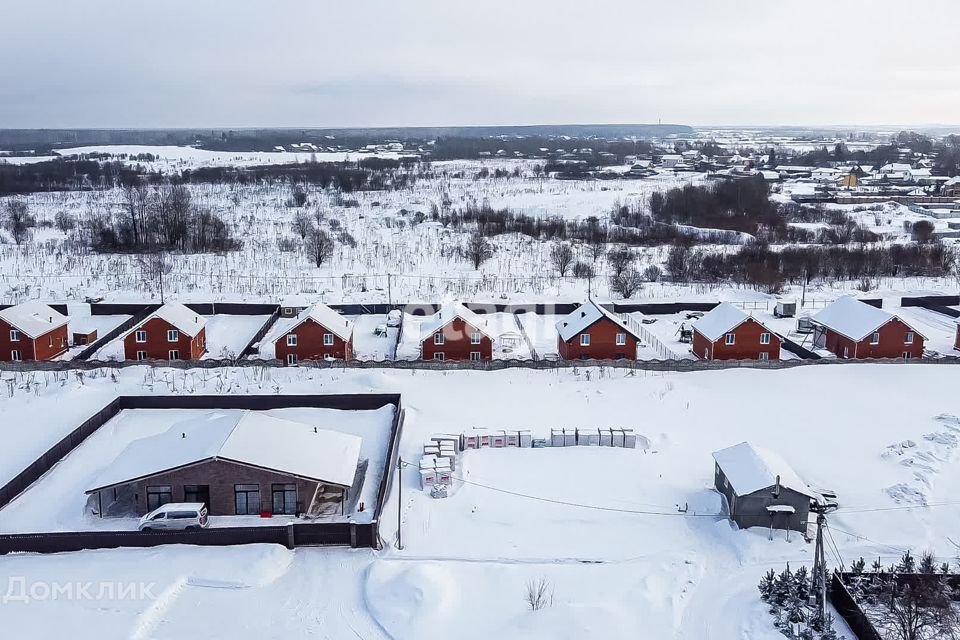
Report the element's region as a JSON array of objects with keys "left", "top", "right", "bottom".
[{"left": 1, "top": 363, "right": 957, "bottom": 637}]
